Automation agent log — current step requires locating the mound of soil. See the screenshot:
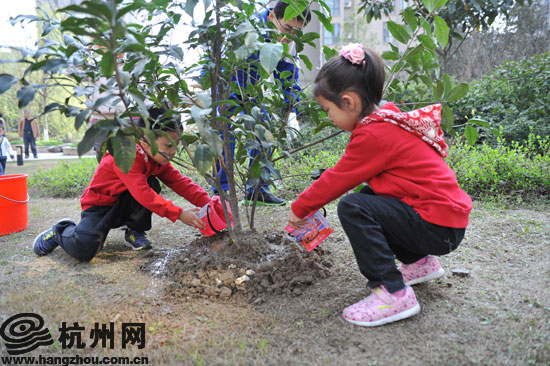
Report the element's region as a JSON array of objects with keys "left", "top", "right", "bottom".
[{"left": 141, "top": 231, "right": 333, "bottom": 303}]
